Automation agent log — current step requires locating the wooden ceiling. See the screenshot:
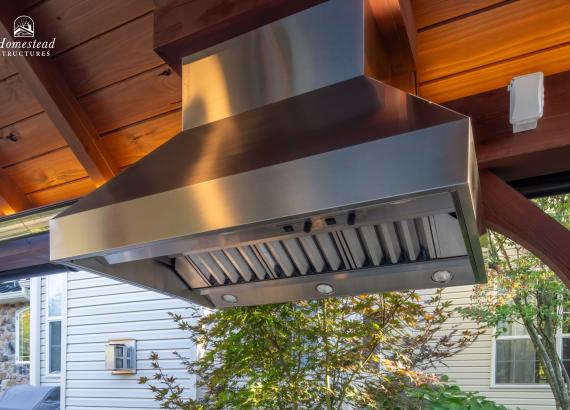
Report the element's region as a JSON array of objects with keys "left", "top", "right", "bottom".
[
  {"left": 414, "top": 0, "right": 570, "bottom": 103},
  {"left": 0, "top": 0, "right": 180, "bottom": 214},
  {"left": 0, "top": 0, "right": 568, "bottom": 217}
]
